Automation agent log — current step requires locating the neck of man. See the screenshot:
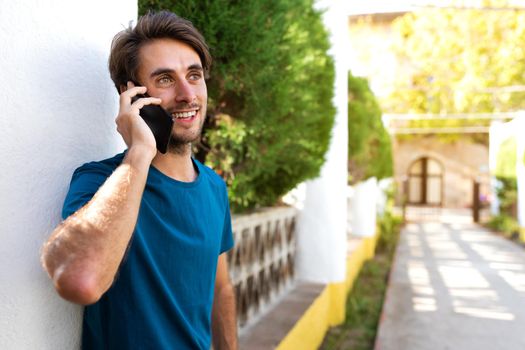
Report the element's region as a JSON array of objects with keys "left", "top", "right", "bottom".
[{"left": 151, "top": 143, "right": 197, "bottom": 182}]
